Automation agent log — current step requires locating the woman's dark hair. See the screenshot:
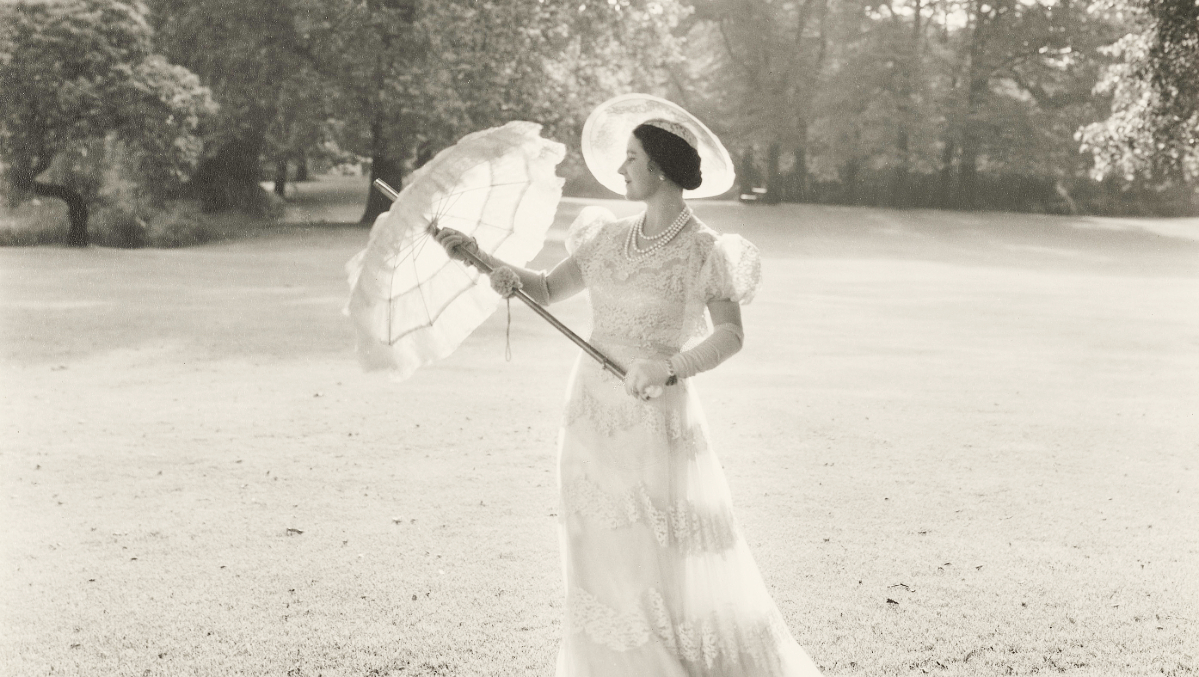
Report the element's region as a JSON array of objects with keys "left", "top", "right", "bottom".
[{"left": 632, "top": 124, "right": 703, "bottom": 191}]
